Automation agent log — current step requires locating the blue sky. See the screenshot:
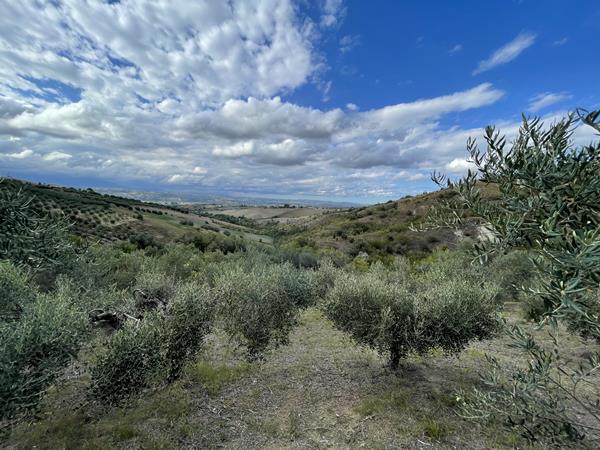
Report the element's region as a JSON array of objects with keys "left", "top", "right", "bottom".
[{"left": 0, "top": 0, "right": 598, "bottom": 204}]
